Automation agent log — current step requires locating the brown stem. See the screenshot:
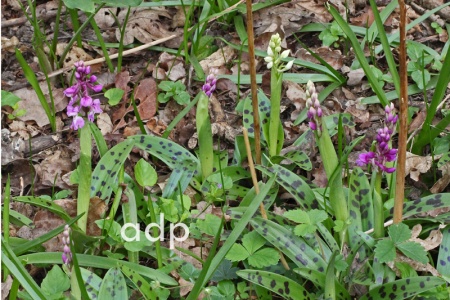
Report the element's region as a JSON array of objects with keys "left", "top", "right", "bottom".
[
  {"left": 245, "top": 0, "right": 261, "bottom": 165},
  {"left": 394, "top": 0, "right": 408, "bottom": 223}
]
